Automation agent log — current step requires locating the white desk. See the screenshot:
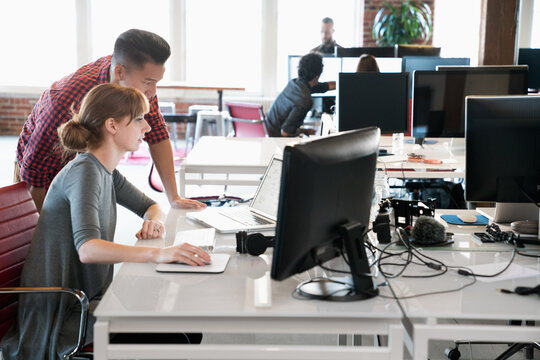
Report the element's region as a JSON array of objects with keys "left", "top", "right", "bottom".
[
  {"left": 384, "top": 209, "right": 540, "bottom": 360},
  {"left": 94, "top": 207, "right": 540, "bottom": 360},
  {"left": 178, "top": 137, "right": 305, "bottom": 197},
  {"left": 377, "top": 136, "right": 465, "bottom": 179},
  {"left": 178, "top": 136, "right": 465, "bottom": 197},
  {"left": 94, "top": 209, "right": 404, "bottom": 359}
]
